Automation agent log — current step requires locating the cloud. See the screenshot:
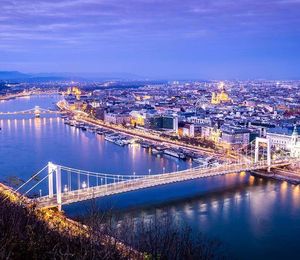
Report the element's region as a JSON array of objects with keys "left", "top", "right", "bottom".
[{"left": 0, "top": 0, "right": 299, "bottom": 51}]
